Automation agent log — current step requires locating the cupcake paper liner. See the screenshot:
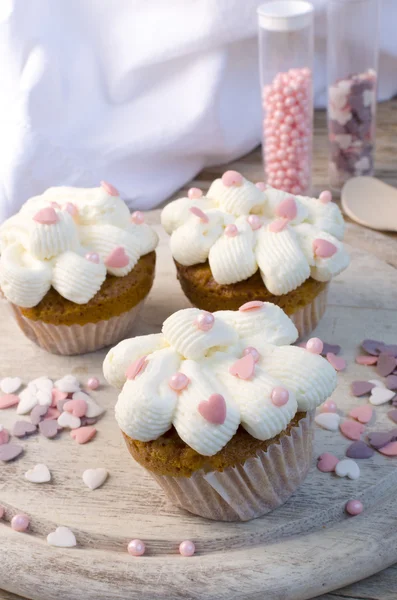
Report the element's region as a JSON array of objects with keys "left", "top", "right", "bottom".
[
  {"left": 8, "top": 300, "right": 145, "bottom": 356},
  {"left": 290, "top": 284, "right": 329, "bottom": 339},
  {"left": 149, "top": 411, "right": 315, "bottom": 522}
]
